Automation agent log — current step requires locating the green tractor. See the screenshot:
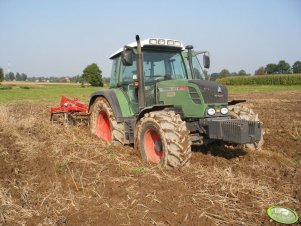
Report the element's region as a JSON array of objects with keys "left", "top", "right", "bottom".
[{"left": 89, "top": 35, "right": 263, "bottom": 168}]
